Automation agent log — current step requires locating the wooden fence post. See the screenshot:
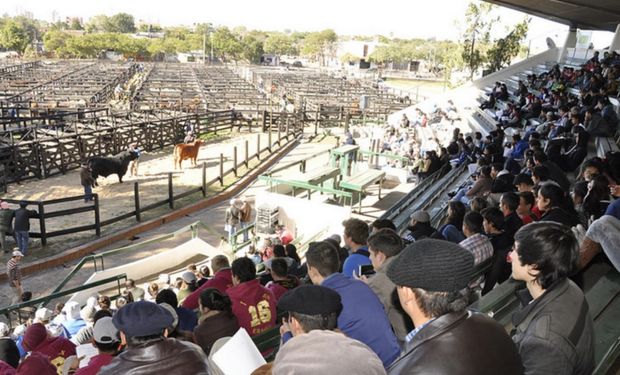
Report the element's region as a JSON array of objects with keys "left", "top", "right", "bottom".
[
  {"left": 314, "top": 107, "right": 319, "bottom": 135},
  {"left": 268, "top": 129, "right": 272, "bottom": 153},
  {"left": 94, "top": 194, "right": 101, "bottom": 236},
  {"left": 233, "top": 146, "right": 238, "bottom": 177},
  {"left": 38, "top": 201, "right": 46, "bottom": 246},
  {"left": 244, "top": 140, "right": 249, "bottom": 167},
  {"left": 168, "top": 172, "right": 174, "bottom": 209},
  {"left": 277, "top": 121, "right": 281, "bottom": 146},
  {"left": 219, "top": 153, "right": 224, "bottom": 186},
  {"left": 257, "top": 134, "right": 261, "bottom": 160},
  {"left": 134, "top": 182, "right": 141, "bottom": 222},
  {"left": 202, "top": 162, "right": 207, "bottom": 197}
]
